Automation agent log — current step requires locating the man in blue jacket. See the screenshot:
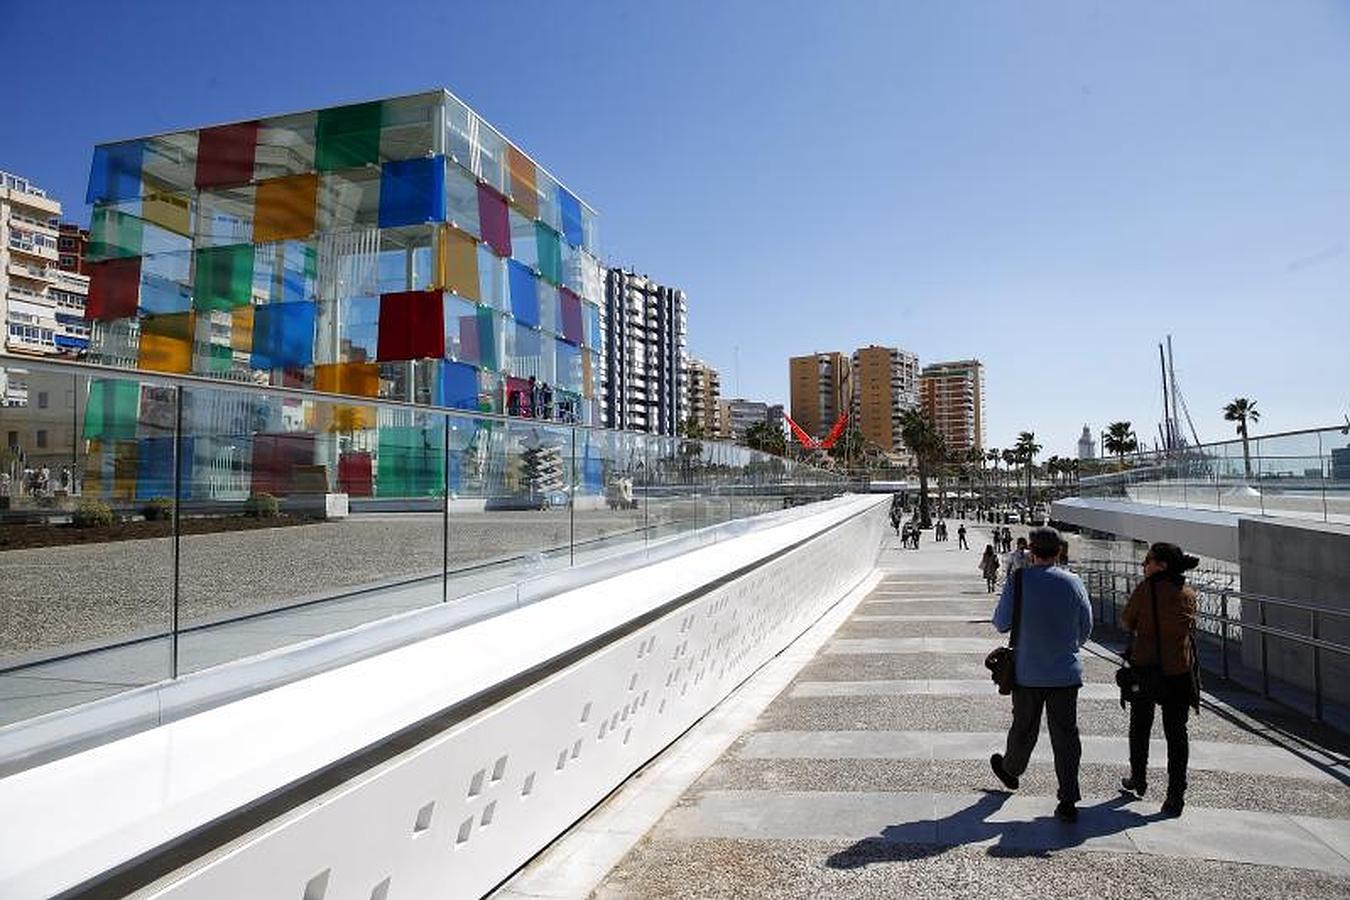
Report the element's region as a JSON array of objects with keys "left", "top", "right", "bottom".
[{"left": 989, "top": 527, "right": 1093, "bottom": 822}]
